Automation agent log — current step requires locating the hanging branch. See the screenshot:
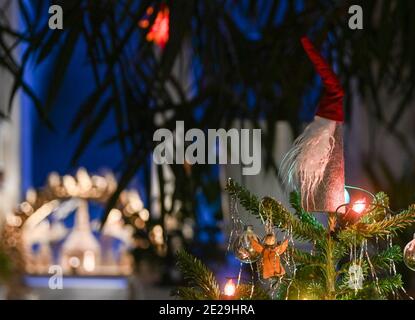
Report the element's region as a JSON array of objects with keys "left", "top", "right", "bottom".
[
  {"left": 175, "top": 250, "right": 221, "bottom": 300},
  {"left": 174, "top": 249, "right": 270, "bottom": 300},
  {"left": 226, "top": 179, "right": 324, "bottom": 242},
  {"left": 338, "top": 205, "right": 415, "bottom": 243}
]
